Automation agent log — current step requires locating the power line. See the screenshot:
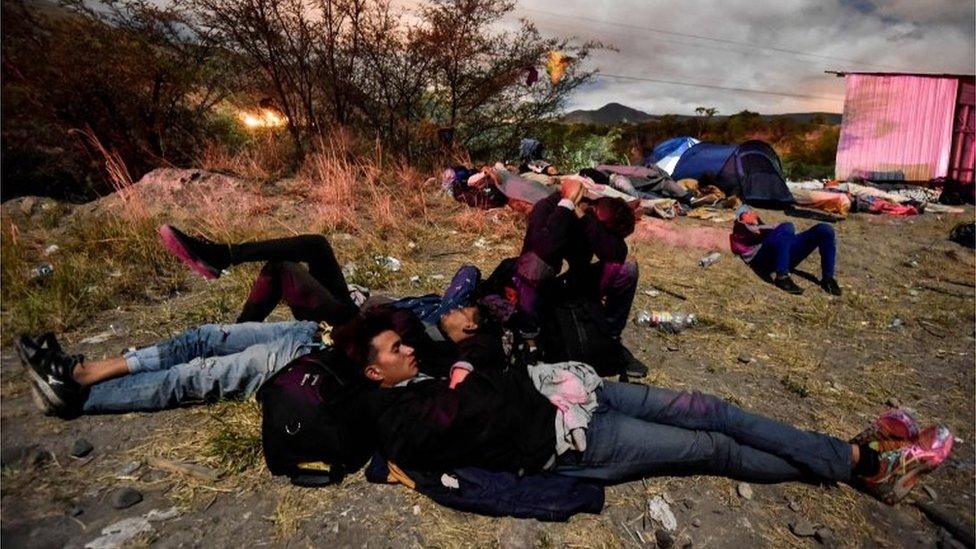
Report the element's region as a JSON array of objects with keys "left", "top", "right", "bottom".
[
  {"left": 597, "top": 73, "right": 845, "bottom": 102},
  {"left": 516, "top": 6, "right": 905, "bottom": 71}
]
